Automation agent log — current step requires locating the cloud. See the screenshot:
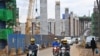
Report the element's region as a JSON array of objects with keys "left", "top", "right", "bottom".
[
  {"left": 17, "top": 0, "right": 95, "bottom": 23},
  {"left": 60, "top": 0, "right": 95, "bottom": 17}
]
